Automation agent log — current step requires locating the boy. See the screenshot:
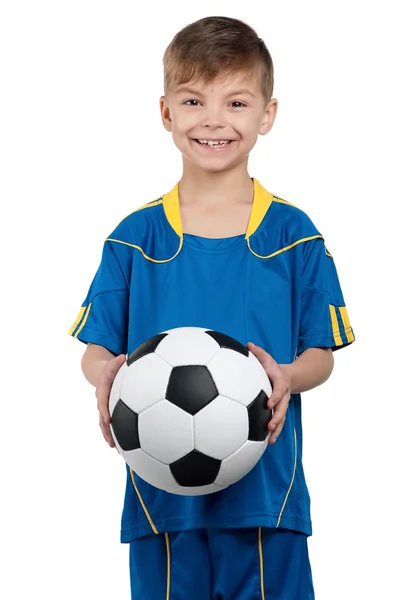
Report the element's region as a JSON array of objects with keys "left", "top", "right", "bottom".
[{"left": 69, "top": 16, "right": 354, "bottom": 599}]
